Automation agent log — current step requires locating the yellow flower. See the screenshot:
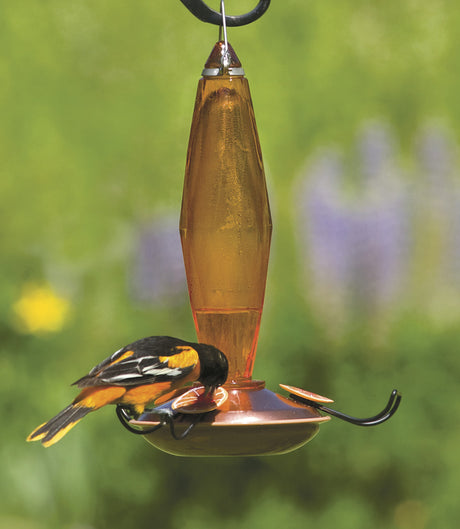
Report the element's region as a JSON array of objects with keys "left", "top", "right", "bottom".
[{"left": 12, "top": 283, "right": 71, "bottom": 334}]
